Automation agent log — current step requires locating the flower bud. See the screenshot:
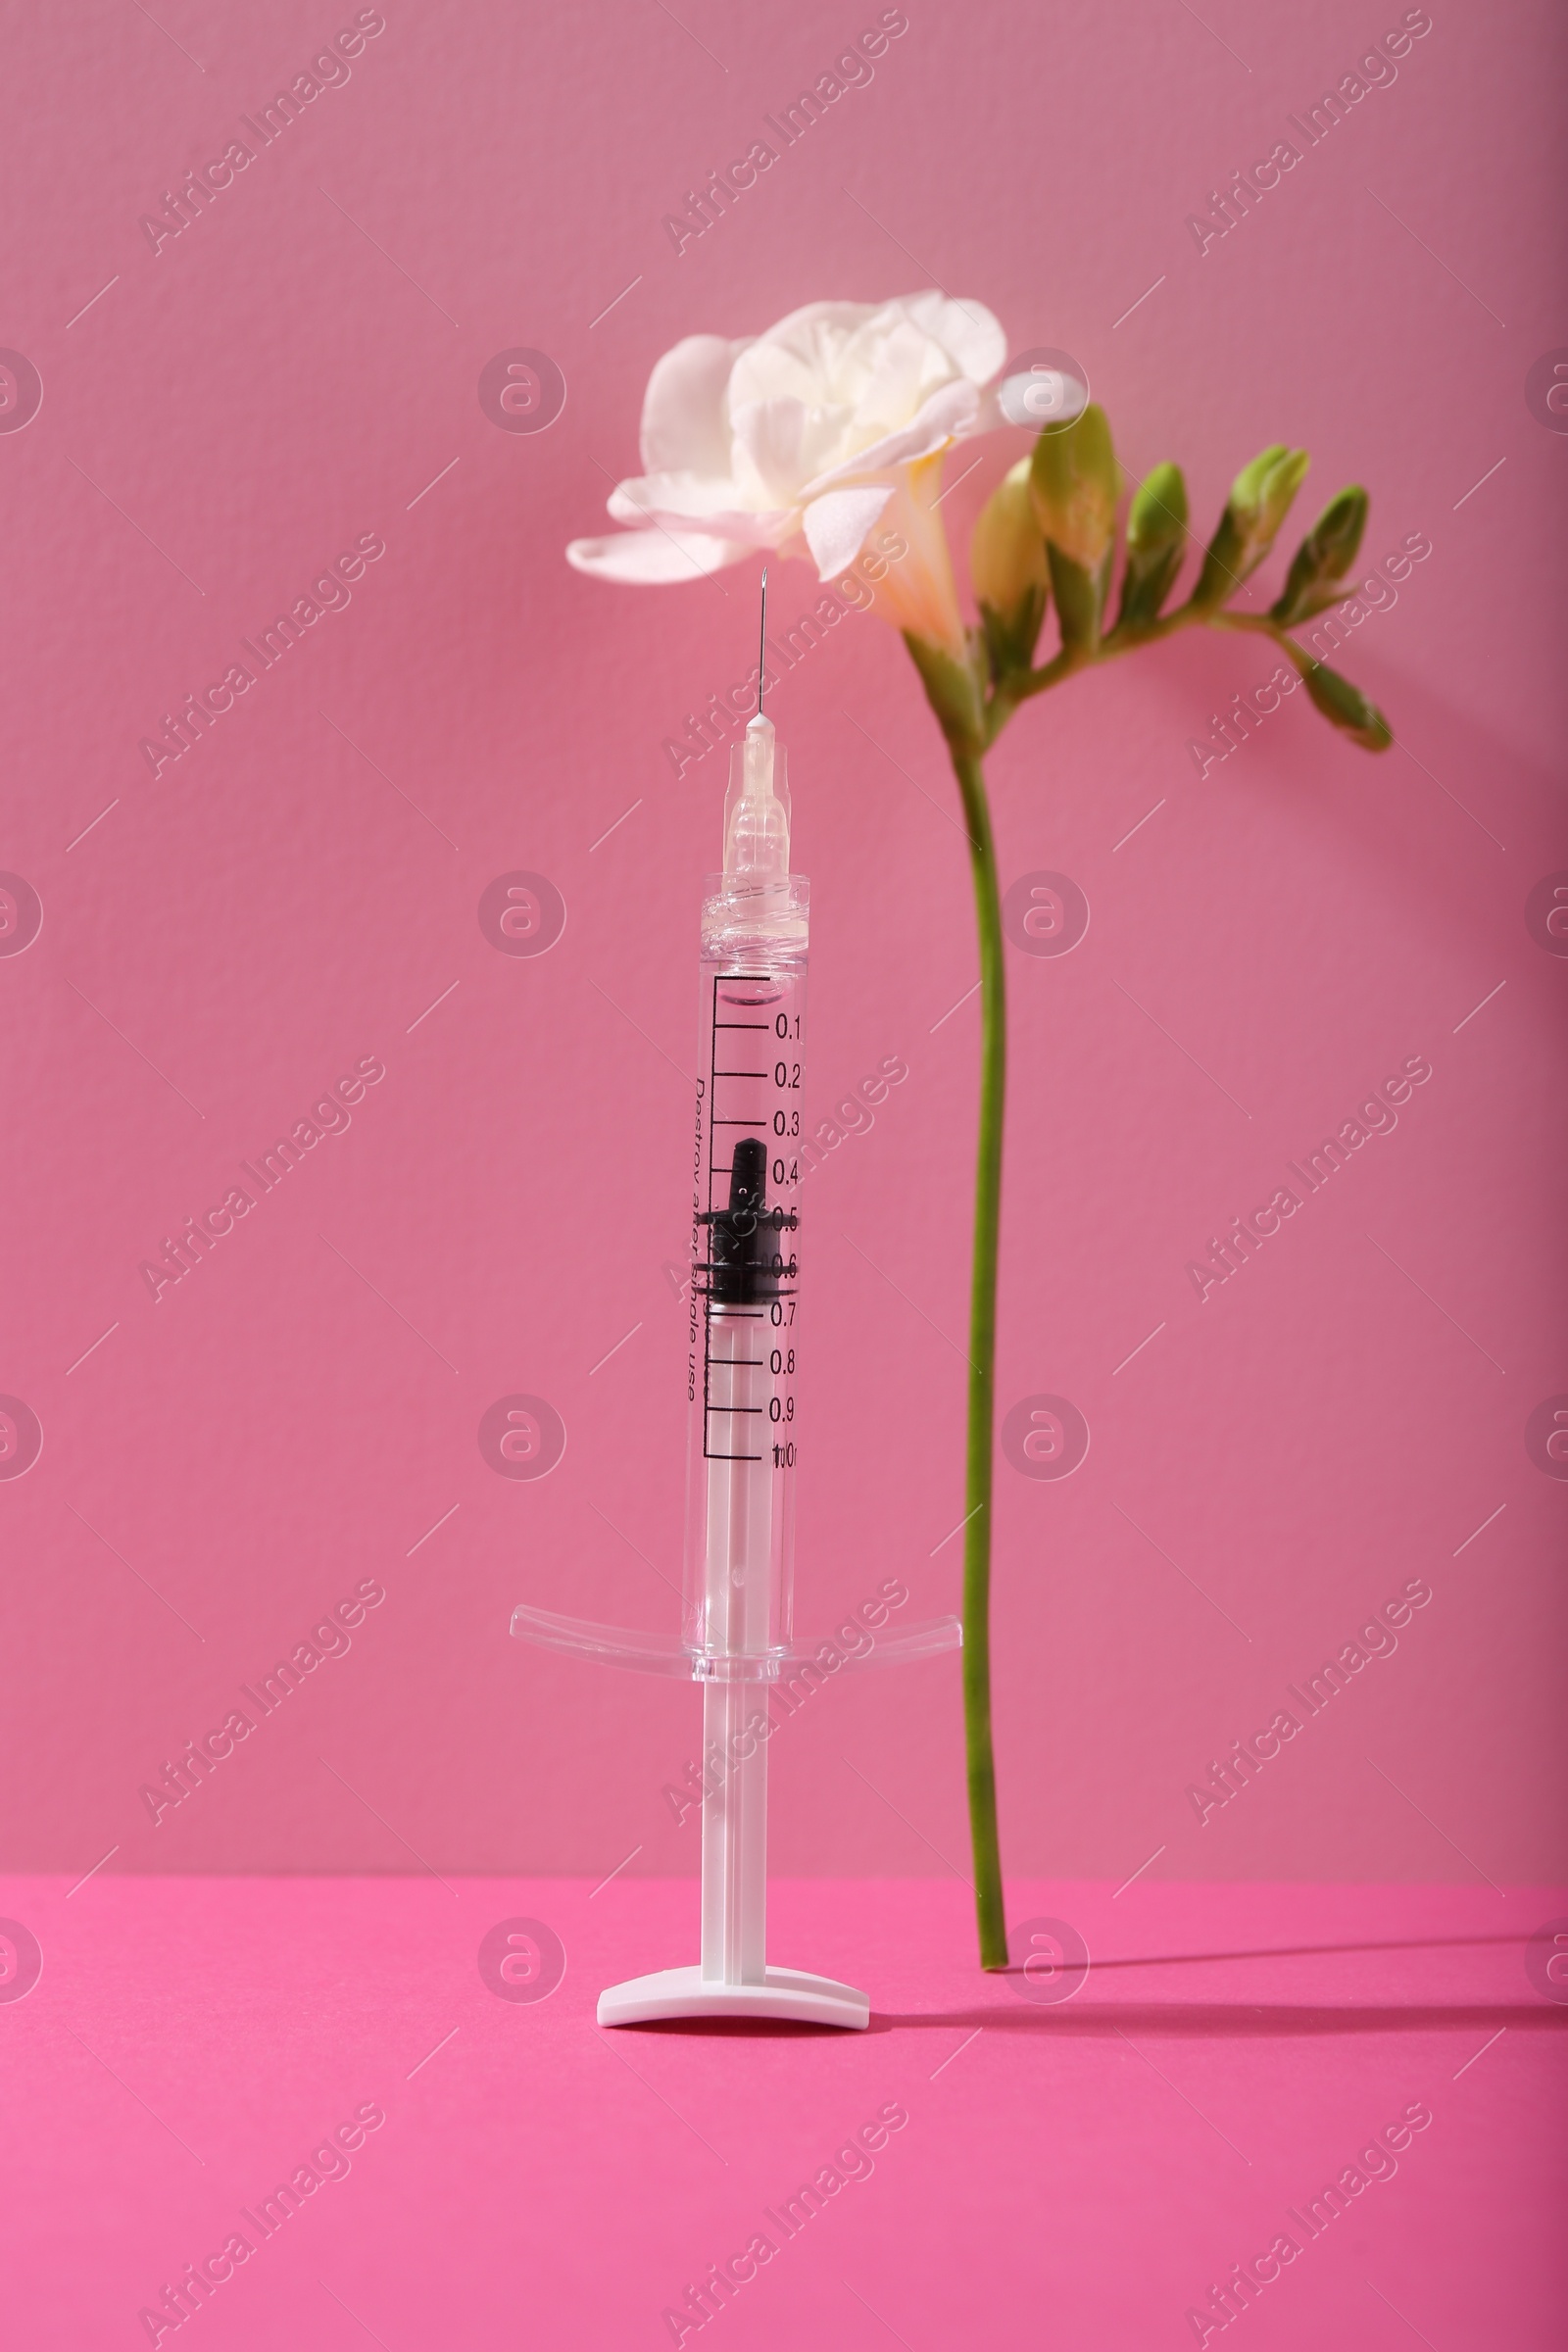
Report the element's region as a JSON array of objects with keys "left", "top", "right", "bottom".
[
  {"left": 971, "top": 458, "right": 1049, "bottom": 674},
  {"left": 1116, "top": 462, "right": 1189, "bottom": 629},
  {"left": 1129, "top": 464, "right": 1188, "bottom": 561},
  {"left": 1194, "top": 443, "right": 1310, "bottom": 607},
  {"left": 971, "top": 459, "right": 1047, "bottom": 614},
  {"left": 1302, "top": 656, "right": 1392, "bottom": 750},
  {"left": 1029, "top": 403, "right": 1121, "bottom": 571},
  {"left": 1271, "top": 485, "right": 1369, "bottom": 624},
  {"left": 1235, "top": 443, "right": 1311, "bottom": 556}
]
